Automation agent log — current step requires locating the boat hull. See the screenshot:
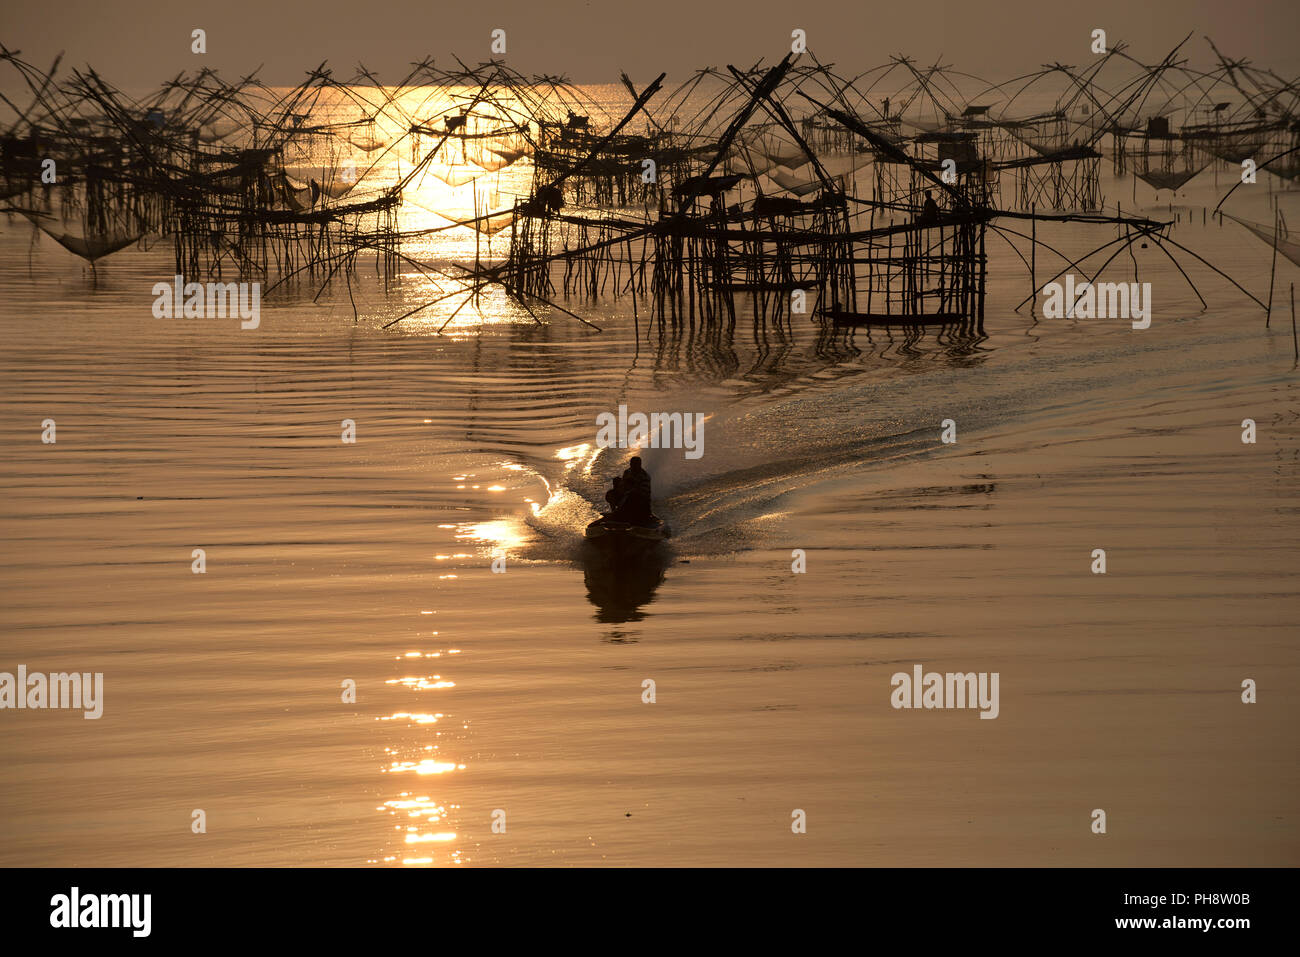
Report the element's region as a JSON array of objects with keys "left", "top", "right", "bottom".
[{"left": 585, "top": 518, "right": 672, "bottom": 544}]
